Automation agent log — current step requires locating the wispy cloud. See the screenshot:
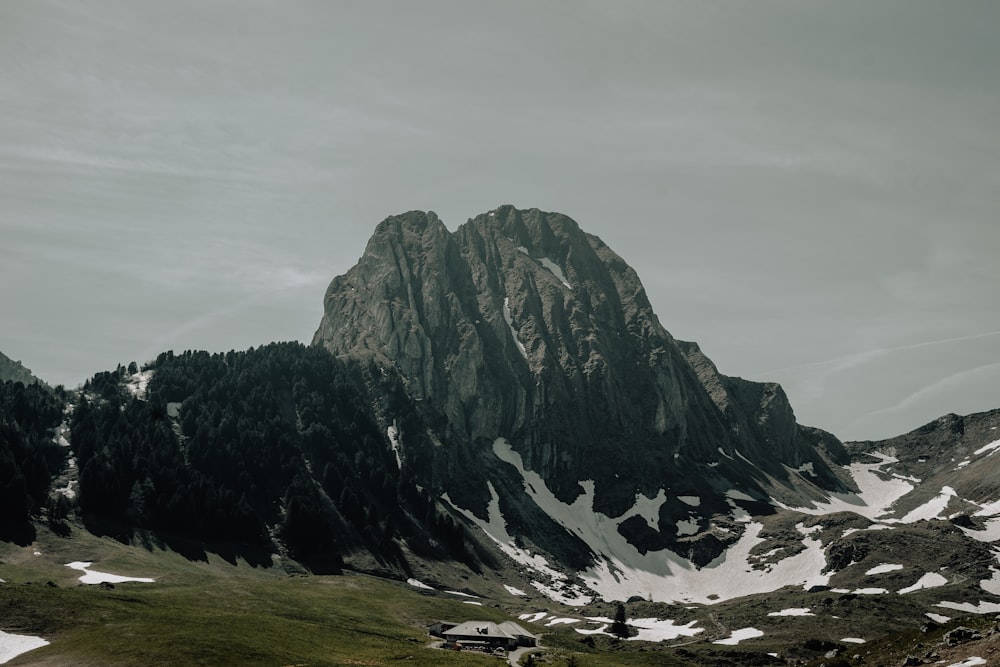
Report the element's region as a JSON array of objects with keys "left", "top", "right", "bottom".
[{"left": 865, "top": 361, "right": 1000, "bottom": 418}]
